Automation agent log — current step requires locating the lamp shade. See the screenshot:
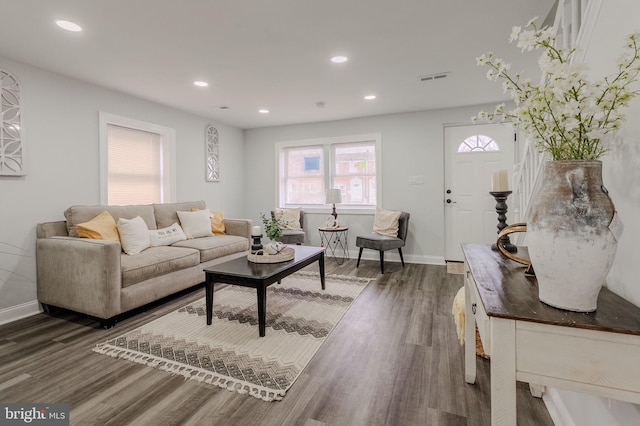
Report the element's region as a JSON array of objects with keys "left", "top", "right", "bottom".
[{"left": 325, "top": 188, "right": 342, "bottom": 204}]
